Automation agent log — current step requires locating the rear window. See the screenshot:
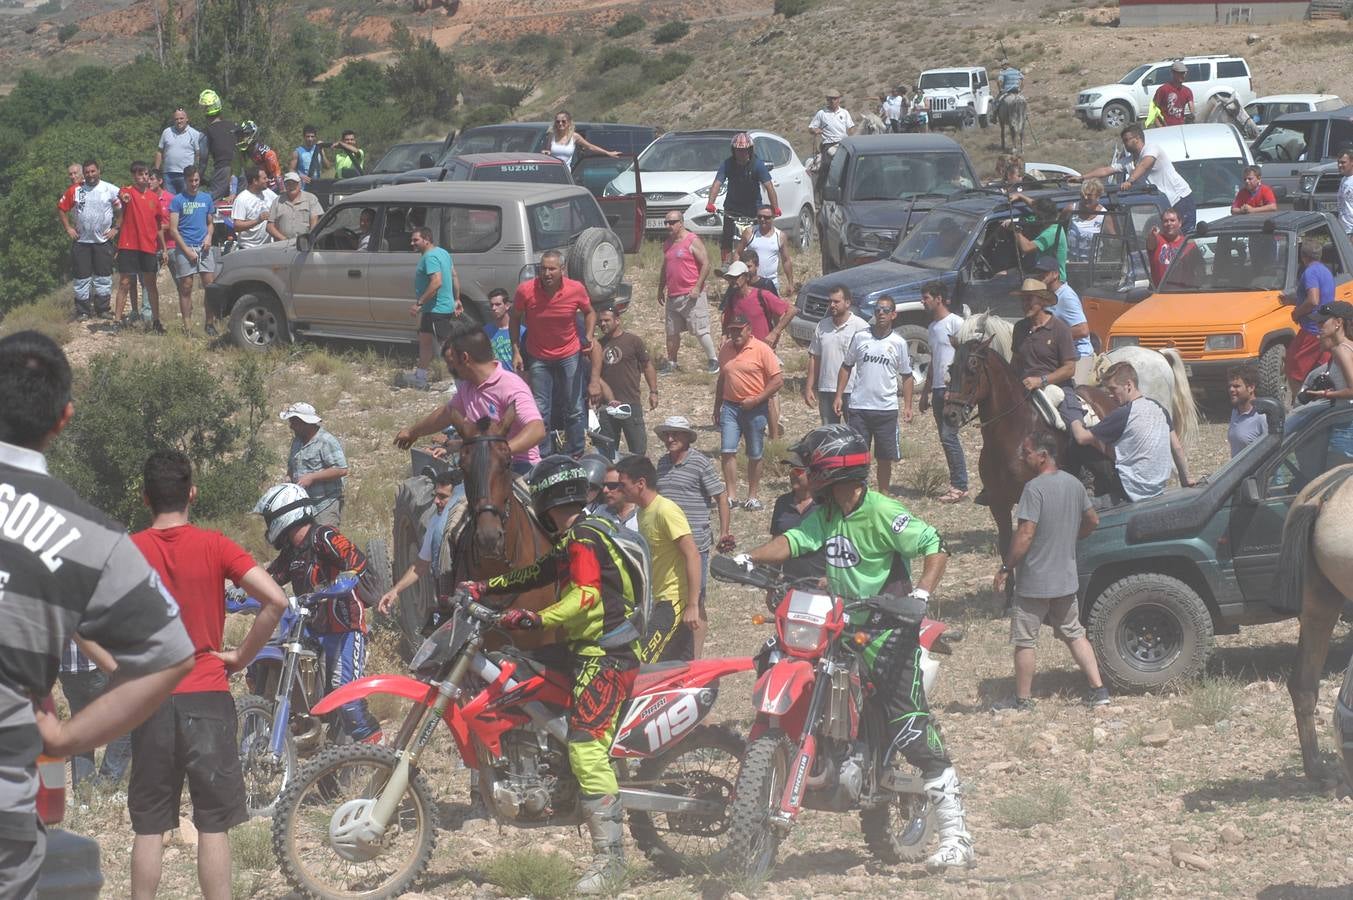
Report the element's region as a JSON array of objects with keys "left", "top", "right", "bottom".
[
  {"left": 527, "top": 195, "right": 608, "bottom": 251},
  {"left": 470, "top": 162, "right": 570, "bottom": 184},
  {"left": 1216, "top": 60, "right": 1249, "bottom": 78},
  {"left": 448, "top": 127, "right": 543, "bottom": 156}
]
